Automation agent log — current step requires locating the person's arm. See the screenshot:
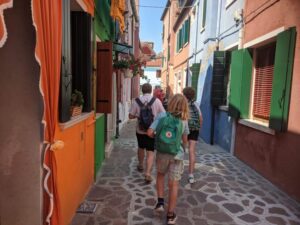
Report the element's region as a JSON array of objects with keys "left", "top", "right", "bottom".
[
  {"left": 147, "top": 128, "right": 155, "bottom": 138},
  {"left": 181, "top": 121, "right": 190, "bottom": 151},
  {"left": 129, "top": 114, "right": 136, "bottom": 119},
  {"left": 129, "top": 100, "right": 138, "bottom": 119},
  {"left": 195, "top": 102, "right": 203, "bottom": 127},
  {"left": 147, "top": 112, "right": 165, "bottom": 137}
]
